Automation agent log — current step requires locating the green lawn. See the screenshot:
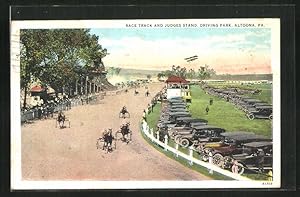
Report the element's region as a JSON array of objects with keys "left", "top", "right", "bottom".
[
  {"left": 145, "top": 104, "right": 161, "bottom": 130},
  {"left": 189, "top": 85, "right": 272, "bottom": 137}
]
